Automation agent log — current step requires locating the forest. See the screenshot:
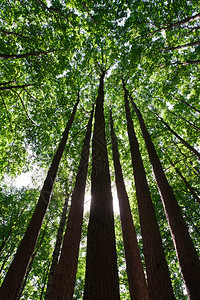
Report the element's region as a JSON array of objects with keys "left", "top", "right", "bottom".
[{"left": 0, "top": 0, "right": 200, "bottom": 299}]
